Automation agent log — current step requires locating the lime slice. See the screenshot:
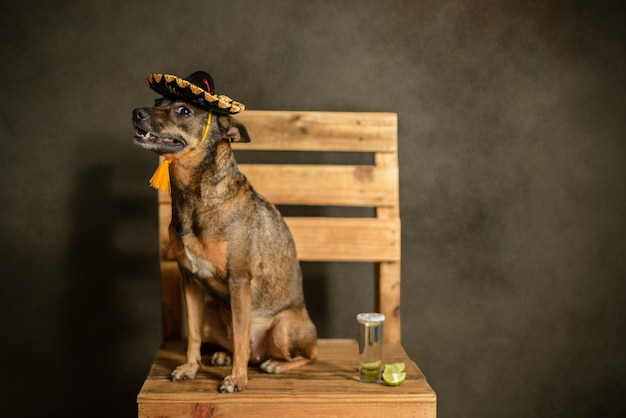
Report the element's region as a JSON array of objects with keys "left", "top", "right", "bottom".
[
  {"left": 382, "top": 370, "right": 406, "bottom": 386},
  {"left": 383, "top": 362, "right": 405, "bottom": 373},
  {"left": 359, "top": 360, "right": 381, "bottom": 378},
  {"left": 360, "top": 360, "right": 382, "bottom": 370},
  {"left": 359, "top": 360, "right": 382, "bottom": 375}
]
